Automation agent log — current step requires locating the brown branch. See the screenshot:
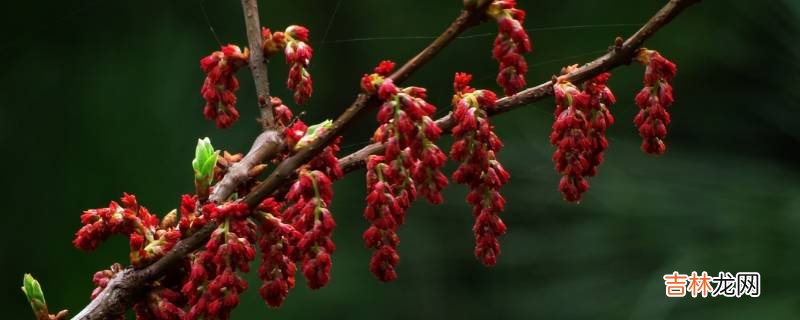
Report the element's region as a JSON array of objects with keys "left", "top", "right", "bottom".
[
  {"left": 340, "top": 0, "right": 700, "bottom": 173},
  {"left": 241, "top": 0, "right": 274, "bottom": 129}
]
